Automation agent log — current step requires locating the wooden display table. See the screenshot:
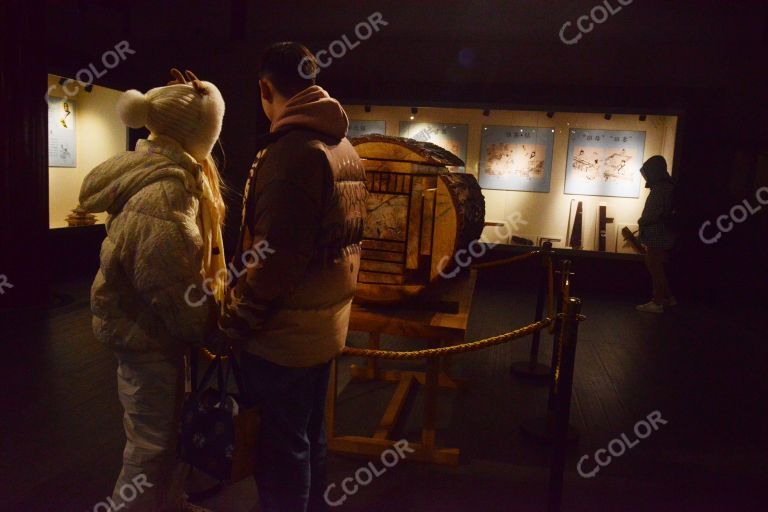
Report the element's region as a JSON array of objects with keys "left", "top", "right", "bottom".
[{"left": 326, "top": 270, "right": 477, "bottom": 466}]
